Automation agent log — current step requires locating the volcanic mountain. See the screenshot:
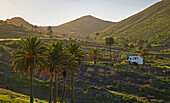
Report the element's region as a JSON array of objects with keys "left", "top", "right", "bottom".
[
  {"left": 6, "top": 15, "right": 115, "bottom": 36},
  {"left": 6, "top": 17, "right": 33, "bottom": 30}
]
